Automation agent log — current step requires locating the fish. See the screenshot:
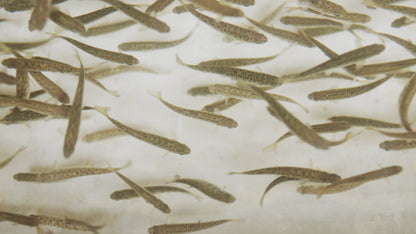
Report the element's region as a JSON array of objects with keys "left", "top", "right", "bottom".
[
  {"left": 15, "top": 69, "right": 29, "bottom": 99},
  {"left": 0, "top": 98, "right": 71, "bottom": 118},
  {"left": 187, "top": 85, "right": 212, "bottom": 96},
  {"left": 118, "top": 30, "right": 192, "bottom": 51},
  {"left": 170, "top": 177, "right": 235, "bottom": 203},
  {"left": 393, "top": 72, "right": 415, "bottom": 131},
  {"left": 0, "top": 72, "right": 16, "bottom": 85},
  {"left": 53, "top": 34, "right": 139, "bottom": 65},
  {"left": 299, "top": 0, "right": 348, "bottom": 17},
  {"left": 0, "top": 210, "right": 37, "bottom": 227},
  {"left": 202, "top": 98, "right": 243, "bottom": 112},
  {"left": 13, "top": 162, "right": 130, "bottom": 183},
  {"left": 30, "top": 214, "right": 103, "bottom": 233},
  {"left": 328, "top": 116, "right": 401, "bottom": 128},
  {"left": 0, "top": 109, "right": 48, "bottom": 124},
  {"left": 85, "top": 64, "right": 156, "bottom": 80},
  {"left": 172, "top": 4, "right": 197, "bottom": 14},
  {"left": 368, "top": 128, "right": 416, "bottom": 139},
  {"left": 151, "top": 91, "right": 238, "bottom": 128},
  {"left": 224, "top": 0, "right": 254, "bottom": 6},
  {"left": 391, "top": 16, "right": 414, "bottom": 28},
  {"left": 182, "top": 3, "right": 267, "bottom": 43},
  {"left": 82, "top": 128, "right": 127, "bottom": 143},
  {"left": 264, "top": 121, "right": 352, "bottom": 151},
  {"left": 259, "top": 176, "right": 298, "bottom": 206},
  {"left": 48, "top": 7, "right": 86, "bottom": 33},
  {"left": 377, "top": 32, "right": 416, "bottom": 56},
  {"left": 249, "top": 85, "right": 333, "bottom": 150},
  {"left": 28, "top": 0, "right": 50, "bottom": 31},
  {"left": 280, "top": 16, "right": 343, "bottom": 27},
  {"left": 246, "top": 17, "right": 314, "bottom": 47},
  {"left": 63, "top": 57, "right": 84, "bottom": 158},
  {"left": 378, "top": 4, "right": 416, "bottom": 21},
  {"left": 308, "top": 75, "right": 391, "bottom": 101},
  {"left": 94, "top": 107, "right": 191, "bottom": 155},
  {"left": 1, "top": 57, "right": 80, "bottom": 74},
  {"left": 108, "top": 163, "right": 171, "bottom": 214},
  {"left": 81, "top": 20, "right": 137, "bottom": 37},
  {"left": 379, "top": 139, "right": 416, "bottom": 151},
  {"left": 177, "top": 55, "right": 282, "bottom": 86},
  {"left": 0, "top": 38, "right": 52, "bottom": 51},
  {"left": 196, "top": 51, "right": 285, "bottom": 67},
  {"left": 314, "top": 165, "right": 403, "bottom": 198},
  {"left": 229, "top": 166, "right": 341, "bottom": 183},
  {"left": 102, "top": 0, "right": 170, "bottom": 33},
  {"left": 148, "top": 219, "right": 233, "bottom": 234},
  {"left": 73, "top": 7, "right": 118, "bottom": 24},
  {"left": 3, "top": 0, "right": 66, "bottom": 12},
  {"left": 0, "top": 146, "right": 26, "bottom": 169},
  {"left": 282, "top": 72, "right": 356, "bottom": 83},
  {"left": 145, "top": 0, "right": 175, "bottom": 14},
  {"left": 302, "top": 26, "right": 344, "bottom": 37},
  {"left": 110, "top": 185, "right": 198, "bottom": 200},
  {"left": 188, "top": 0, "right": 244, "bottom": 17}
]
